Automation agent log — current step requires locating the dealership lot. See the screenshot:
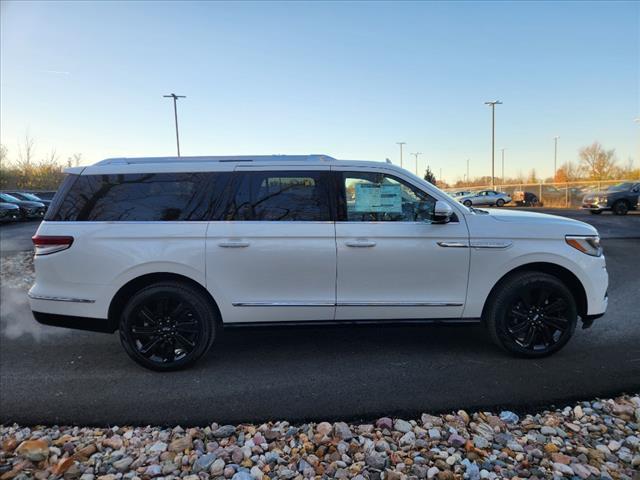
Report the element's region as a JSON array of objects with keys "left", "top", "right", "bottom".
[{"left": 0, "top": 210, "right": 638, "bottom": 425}]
